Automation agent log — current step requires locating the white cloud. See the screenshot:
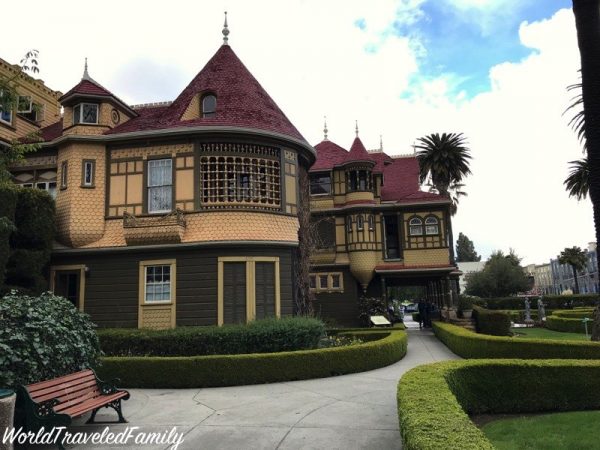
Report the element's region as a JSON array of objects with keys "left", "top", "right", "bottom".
[{"left": 2, "top": 2, "right": 592, "bottom": 265}]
